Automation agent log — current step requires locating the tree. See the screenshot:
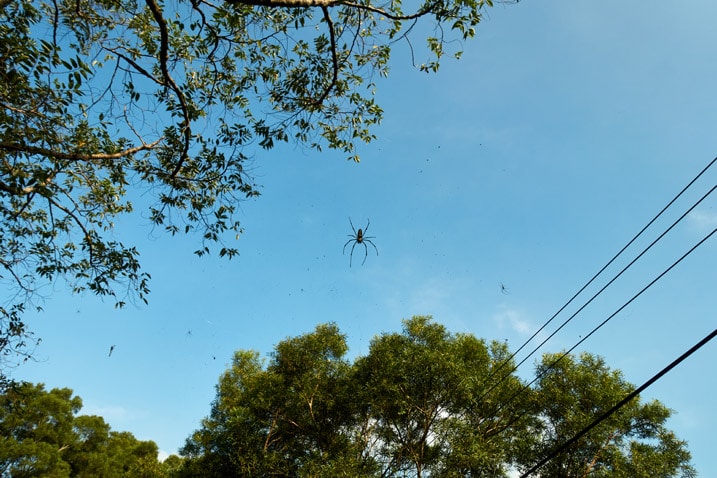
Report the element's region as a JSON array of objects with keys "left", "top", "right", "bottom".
[
  {"left": 161, "top": 454, "right": 187, "bottom": 477},
  {"left": 0, "top": 383, "right": 78, "bottom": 477},
  {"left": 182, "top": 318, "right": 697, "bottom": 477},
  {"left": 0, "top": 381, "right": 165, "bottom": 477},
  {"left": 515, "top": 352, "right": 696, "bottom": 478},
  {"left": 181, "top": 323, "right": 372, "bottom": 476},
  {"left": 352, "top": 316, "right": 533, "bottom": 477},
  {"left": 0, "top": 0, "right": 512, "bottom": 363},
  {"left": 182, "top": 317, "right": 536, "bottom": 477}
]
